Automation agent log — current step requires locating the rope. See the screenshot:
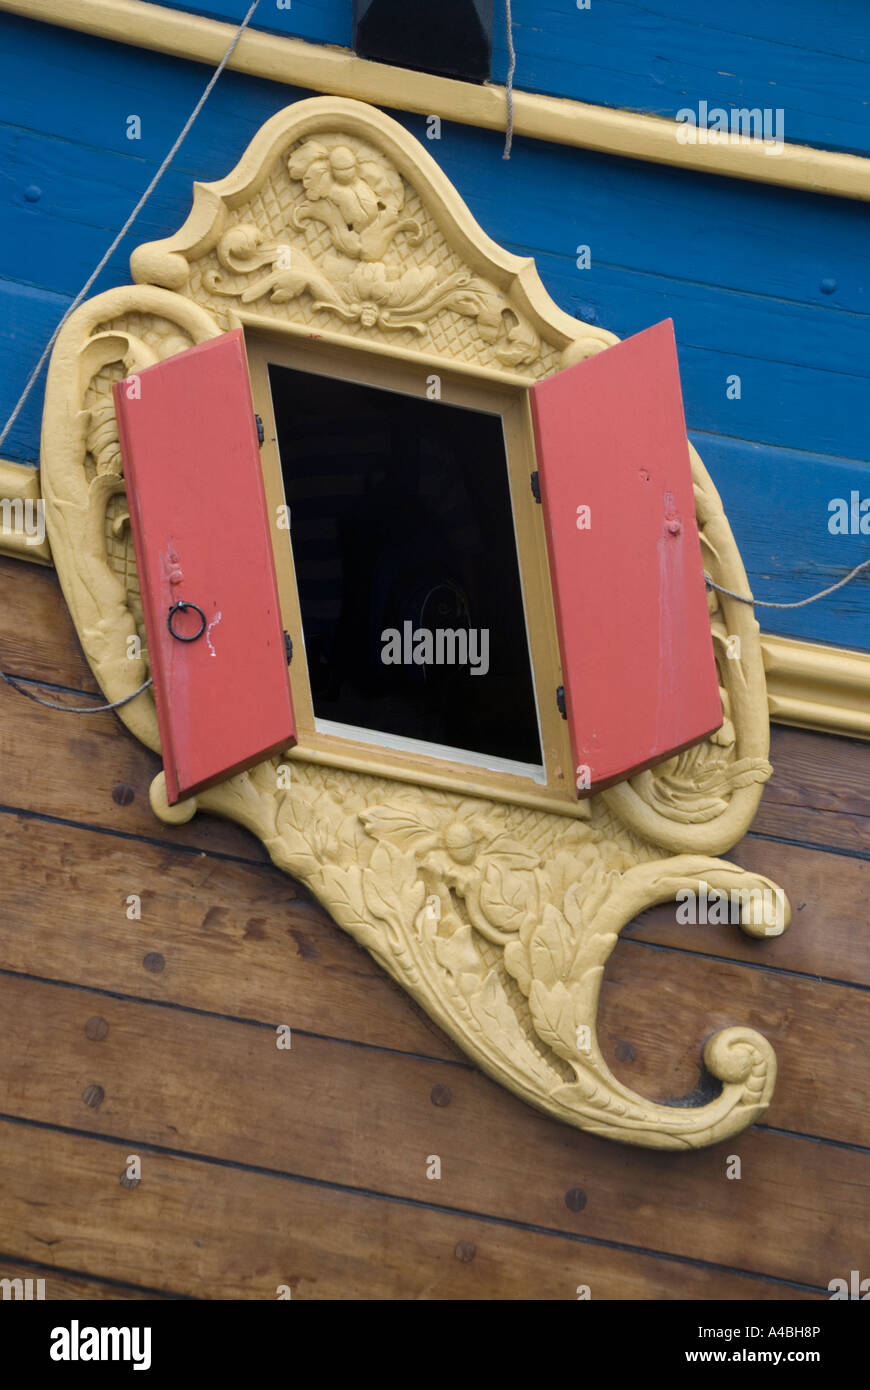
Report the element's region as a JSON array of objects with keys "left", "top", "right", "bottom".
[
  {"left": 503, "top": 0, "right": 516, "bottom": 160},
  {"left": 705, "top": 556, "right": 870, "bottom": 609},
  {"left": 0, "top": 0, "right": 262, "bottom": 454},
  {"left": 0, "top": 669, "right": 153, "bottom": 713}
]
